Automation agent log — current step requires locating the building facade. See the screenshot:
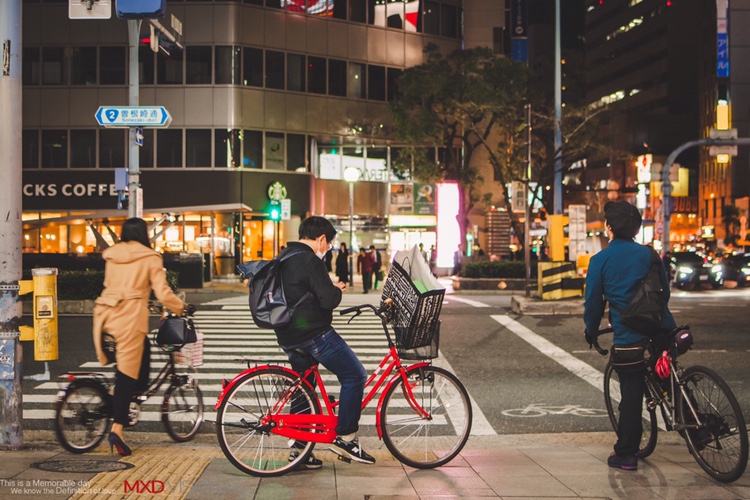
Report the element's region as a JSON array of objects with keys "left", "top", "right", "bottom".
[{"left": 20, "top": 0, "right": 504, "bottom": 277}]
